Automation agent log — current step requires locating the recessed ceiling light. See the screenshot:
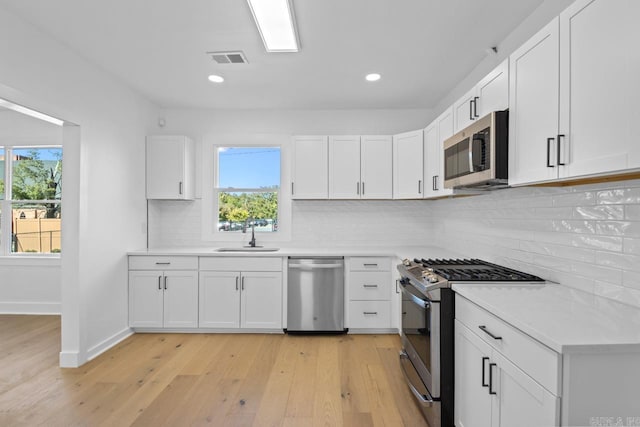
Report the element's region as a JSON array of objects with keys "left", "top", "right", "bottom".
[
  {"left": 366, "top": 73, "right": 381, "bottom": 82},
  {"left": 208, "top": 74, "right": 224, "bottom": 83},
  {"left": 247, "top": 0, "right": 299, "bottom": 52}
]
